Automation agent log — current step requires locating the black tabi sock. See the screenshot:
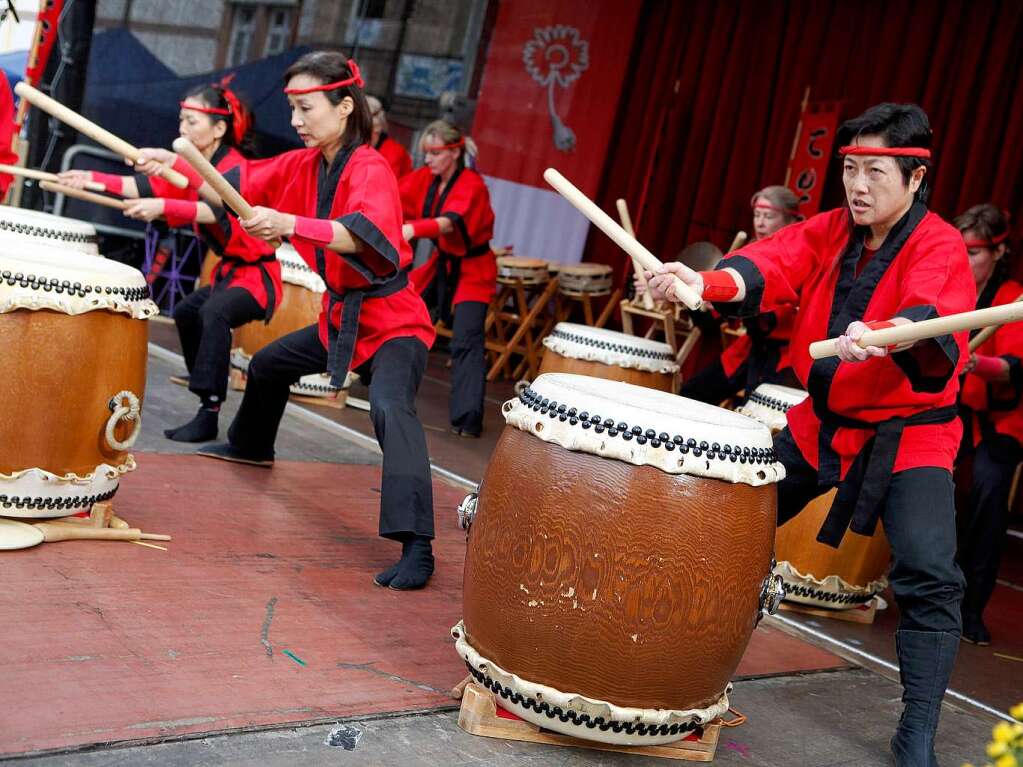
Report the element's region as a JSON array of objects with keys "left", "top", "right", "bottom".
[
  {"left": 164, "top": 405, "right": 219, "bottom": 442},
  {"left": 387, "top": 536, "right": 435, "bottom": 591}
]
